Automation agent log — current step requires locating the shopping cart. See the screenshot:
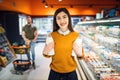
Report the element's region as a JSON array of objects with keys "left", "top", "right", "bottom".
[{"left": 12, "top": 45, "right": 31, "bottom": 75}]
